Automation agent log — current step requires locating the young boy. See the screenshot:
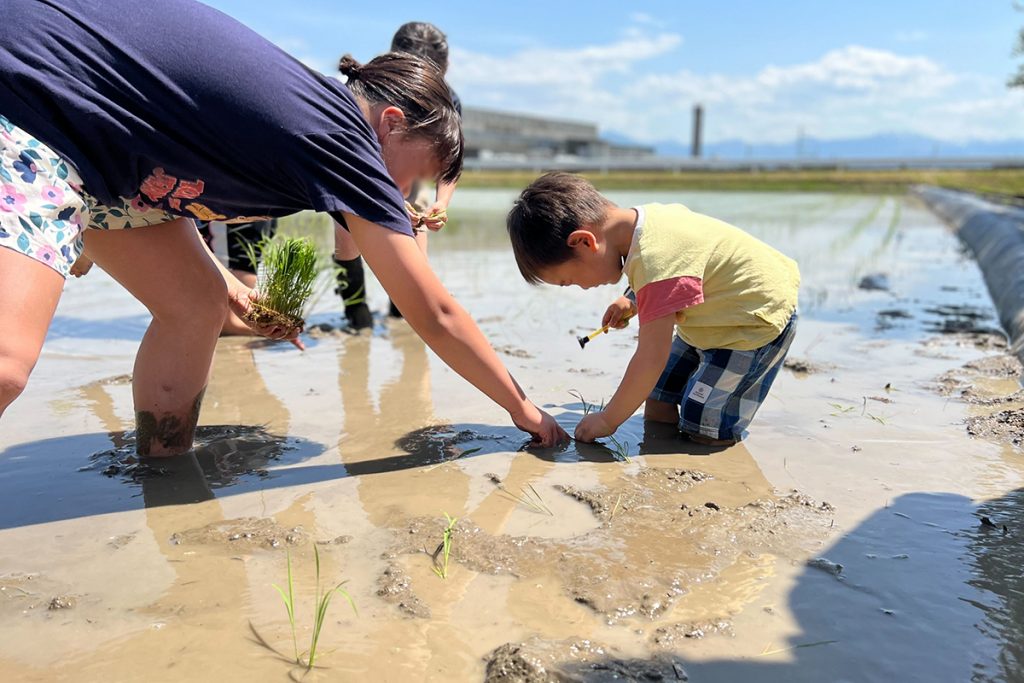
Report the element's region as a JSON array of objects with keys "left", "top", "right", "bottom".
[{"left": 507, "top": 173, "right": 800, "bottom": 446}]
